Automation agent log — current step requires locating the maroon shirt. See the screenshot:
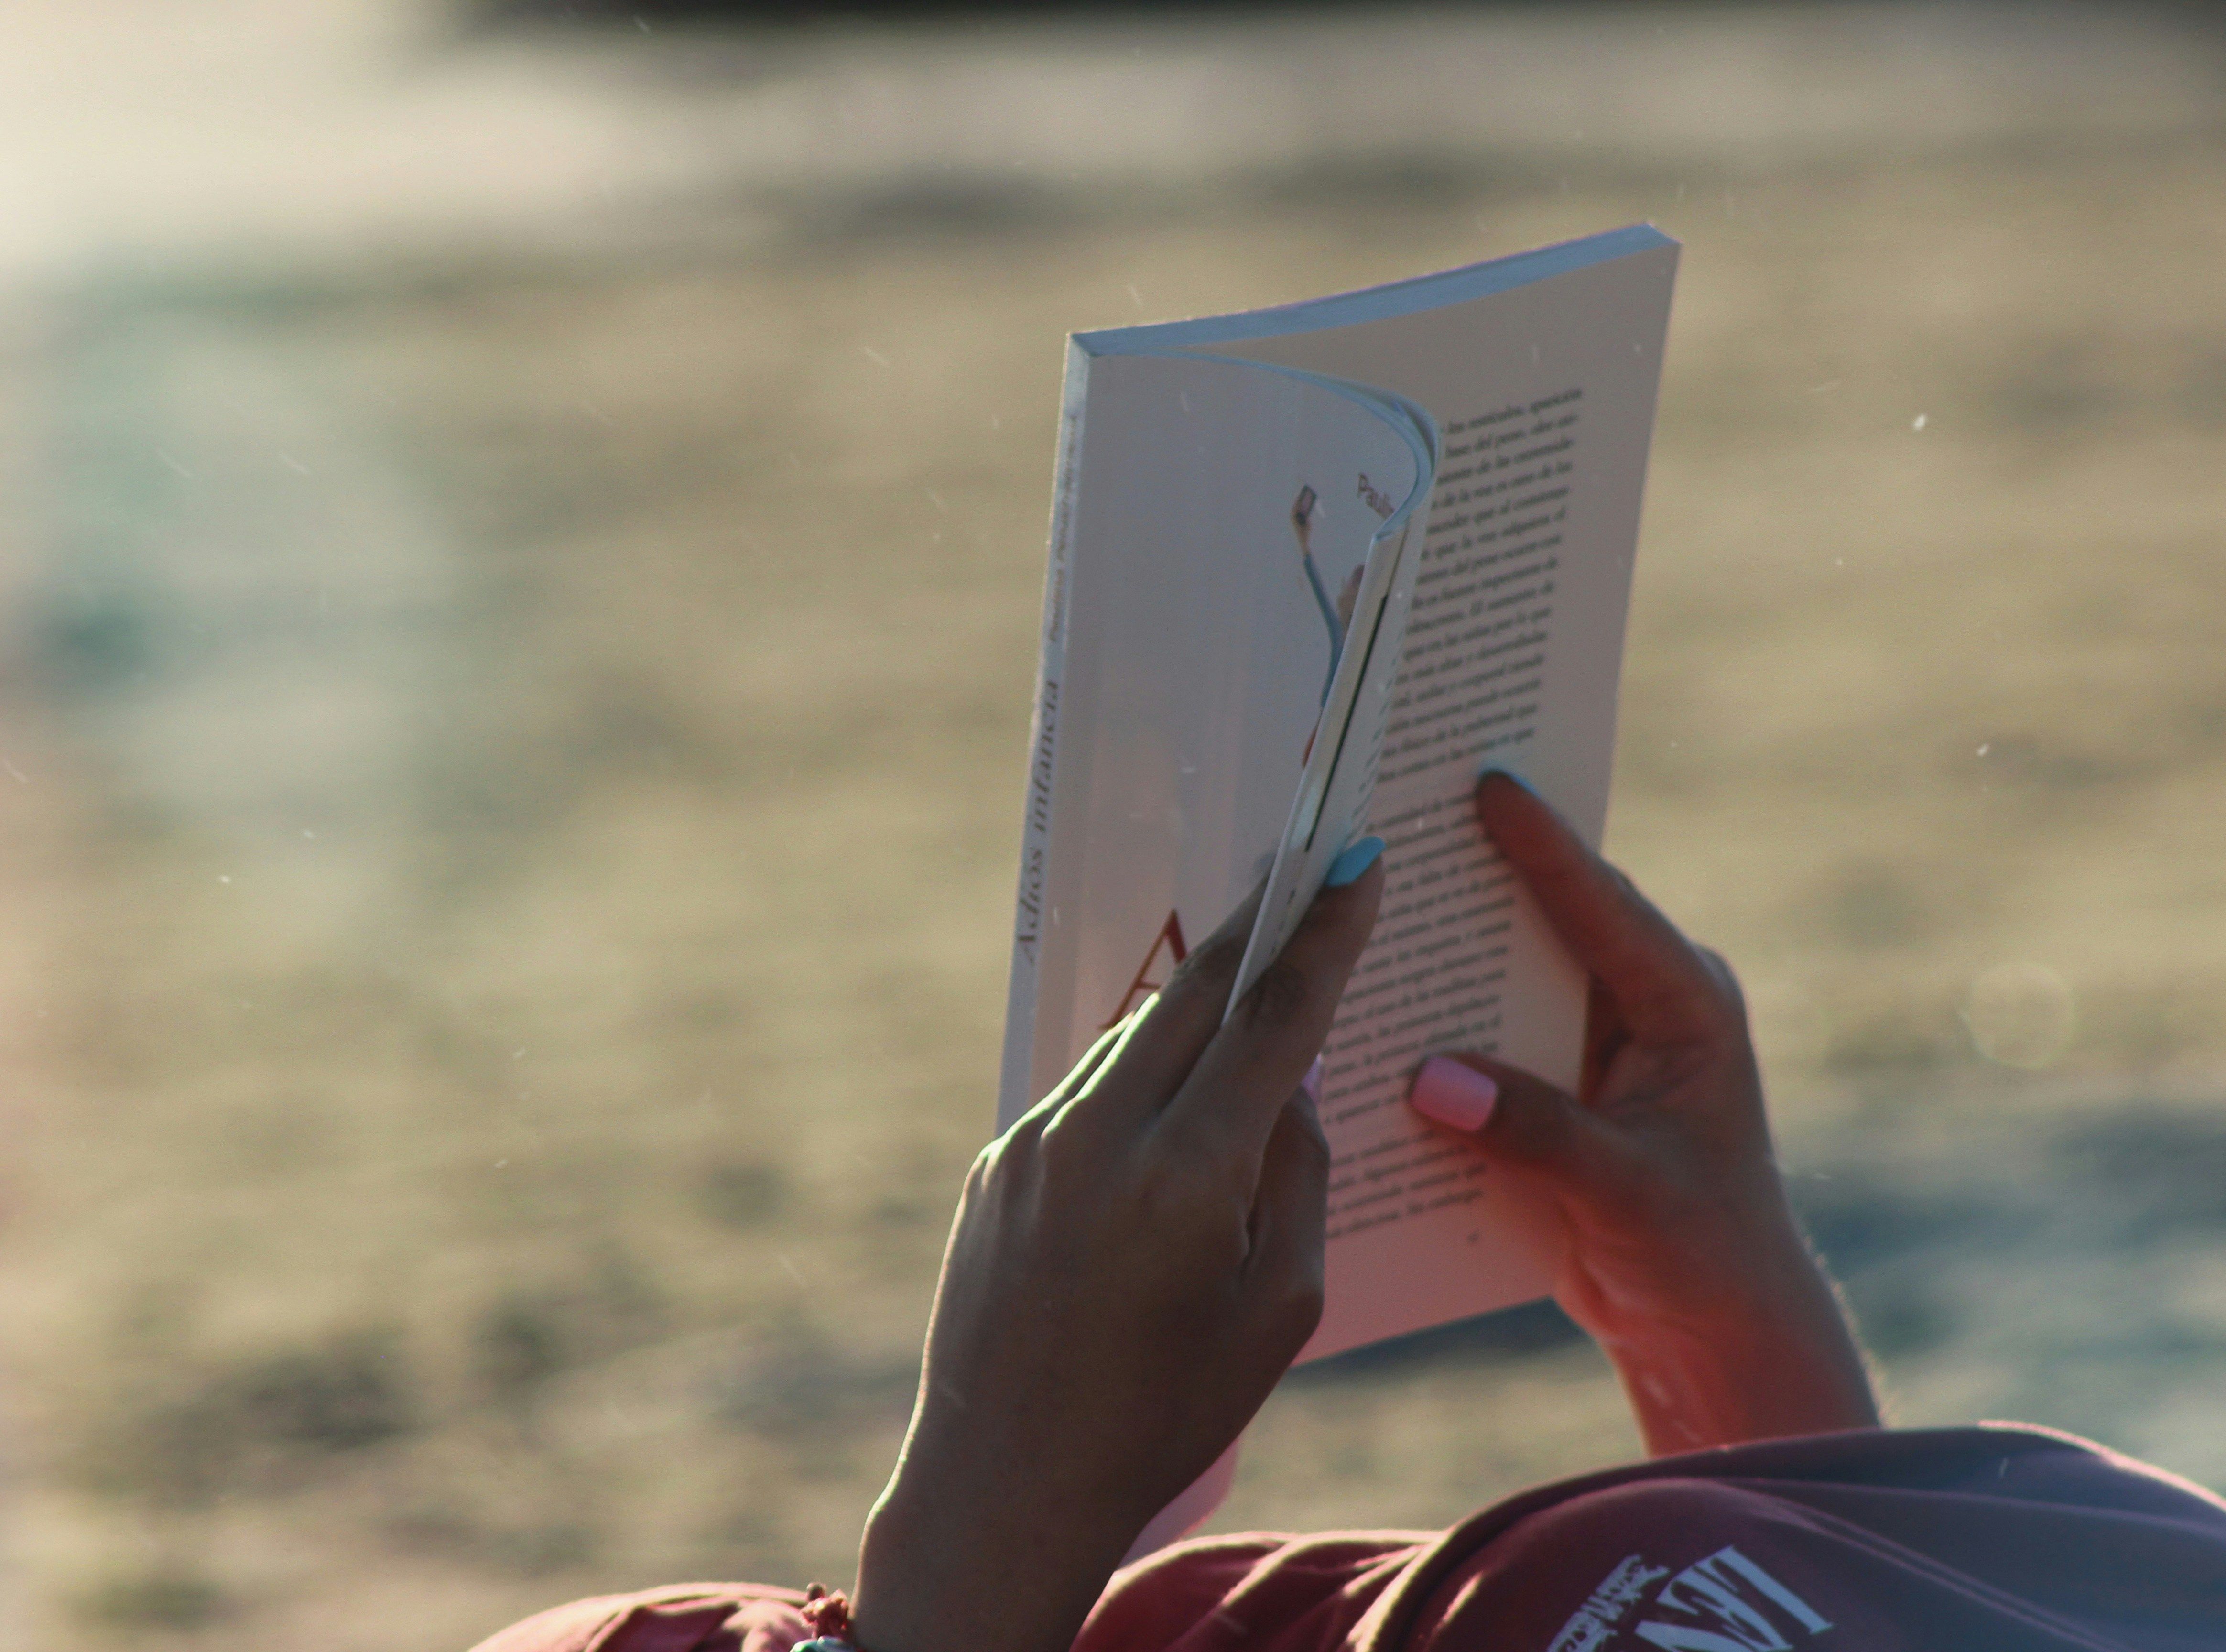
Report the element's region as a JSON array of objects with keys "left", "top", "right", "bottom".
[{"left": 473, "top": 1424, "right": 2226, "bottom": 1652}]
